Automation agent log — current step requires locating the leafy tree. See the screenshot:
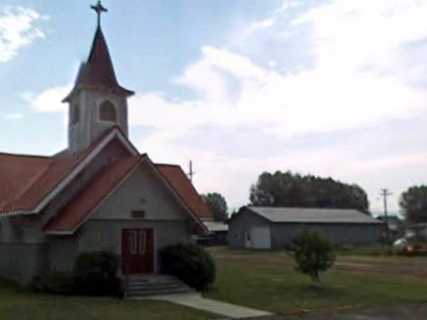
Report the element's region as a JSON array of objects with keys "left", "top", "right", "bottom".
[
  {"left": 399, "top": 185, "right": 427, "bottom": 224},
  {"left": 250, "top": 171, "right": 369, "bottom": 213},
  {"left": 293, "top": 230, "right": 335, "bottom": 283},
  {"left": 202, "top": 192, "right": 228, "bottom": 222}
]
